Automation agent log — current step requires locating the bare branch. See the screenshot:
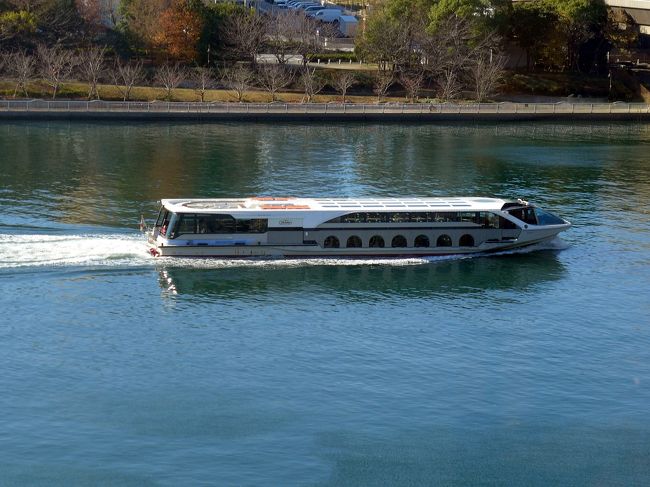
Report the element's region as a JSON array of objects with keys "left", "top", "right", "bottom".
[
  {"left": 110, "top": 59, "right": 144, "bottom": 101},
  {"left": 472, "top": 51, "right": 506, "bottom": 102},
  {"left": 225, "top": 10, "right": 267, "bottom": 65},
  {"left": 332, "top": 71, "right": 356, "bottom": 103},
  {"left": 4, "top": 50, "right": 35, "bottom": 98},
  {"left": 266, "top": 11, "right": 298, "bottom": 65},
  {"left": 37, "top": 44, "right": 77, "bottom": 99},
  {"left": 400, "top": 69, "right": 424, "bottom": 103},
  {"left": 373, "top": 72, "right": 394, "bottom": 103},
  {"left": 256, "top": 64, "right": 293, "bottom": 102},
  {"left": 437, "top": 68, "right": 461, "bottom": 101},
  {"left": 154, "top": 63, "right": 186, "bottom": 101},
  {"left": 78, "top": 45, "right": 106, "bottom": 100},
  {"left": 221, "top": 64, "right": 254, "bottom": 103},
  {"left": 300, "top": 67, "right": 325, "bottom": 103},
  {"left": 192, "top": 66, "right": 215, "bottom": 102}
]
